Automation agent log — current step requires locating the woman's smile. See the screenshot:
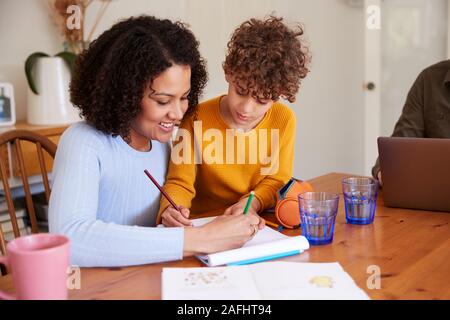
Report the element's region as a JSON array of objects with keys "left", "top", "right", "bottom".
[{"left": 158, "top": 121, "right": 176, "bottom": 132}]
